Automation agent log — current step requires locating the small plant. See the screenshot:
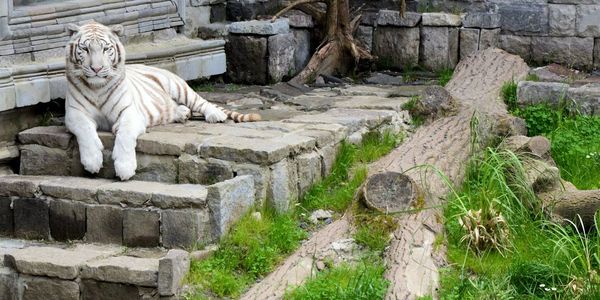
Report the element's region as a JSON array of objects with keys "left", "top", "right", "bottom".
[
  {"left": 437, "top": 68, "right": 454, "bottom": 87},
  {"left": 401, "top": 96, "right": 426, "bottom": 127},
  {"left": 525, "top": 73, "right": 540, "bottom": 82},
  {"left": 458, "top": 207, "right": 511, "bottom": 256},
  {"left": 501, "top": 80, "right": 518, "bottom": 112}
]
